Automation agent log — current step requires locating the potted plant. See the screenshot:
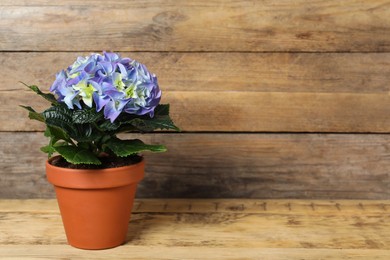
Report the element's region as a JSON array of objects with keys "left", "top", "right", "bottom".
[{"left": 21, "top": 52, "right": 179, "bottom": 250}]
